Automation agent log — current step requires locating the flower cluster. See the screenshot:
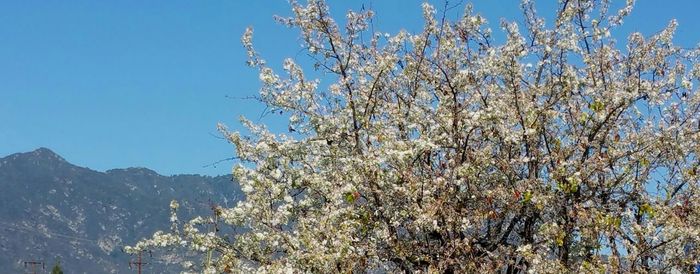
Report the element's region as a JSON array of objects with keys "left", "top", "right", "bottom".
[{"left": 129, "top": 0, "right": 700, "bottom": 272}]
